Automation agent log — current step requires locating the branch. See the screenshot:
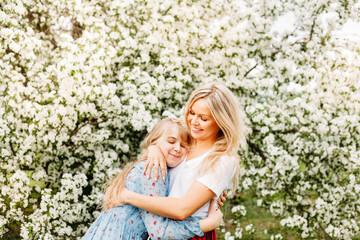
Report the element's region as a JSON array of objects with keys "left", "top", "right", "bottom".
[
  {"left": 291, "top": 20, "right": 316, "bottom": 46},
  {"left": 4, "top": 47, "right": 30, "bottom": 86},
  {"left": 9, "top": 141, "right": 16, "bottom": 156},
  {"left": 318, "top": 223, "right": 335, "bottom": 240},
  {"left": 247, "top": 139, "right": 267, "bottom": 162},
  {"left": 55, "top": 124, "right": 65, "bottom": 138},
  {"left": 243, "top": 63, "right": 258, "bottom": 78},
  {"left": 21, "top": 95, "right": 53, "bottom": 105},
  {"left": 69, "top": 117, "right": 109, "bottom": 138},
  {"left": 322, "top": 157, "right": 341, "bottom": 182},
  {"left": 271, "top": 19, "right": 316, "bottom": 57},
  {"left": 161, "top": 5, "right": 172, "bottom": 16}
]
